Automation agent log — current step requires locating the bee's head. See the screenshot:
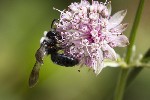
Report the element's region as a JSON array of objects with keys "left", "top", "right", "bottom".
[
  {"left": 45, "top": 29, "right": 57, "bottom": 38},
  {"left": 39, "top": 19, "right": 59, "bottom": 48},
  {"left": 40, "top": 35, "right": 56, "bottom": 47}
]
